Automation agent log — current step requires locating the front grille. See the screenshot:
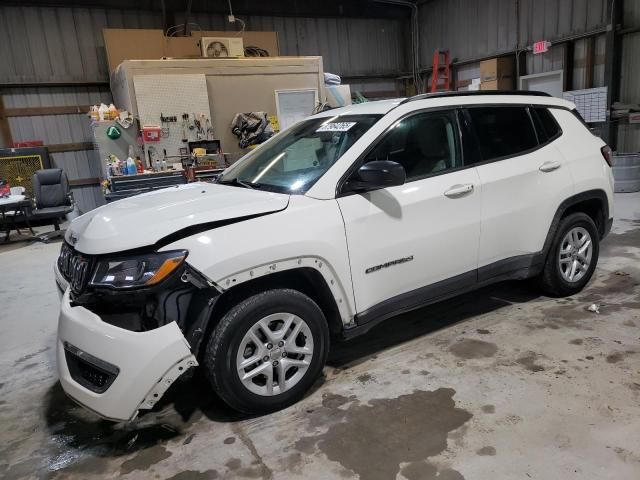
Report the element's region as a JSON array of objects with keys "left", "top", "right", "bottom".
[
  {"left": 64, "top": 342, "right": 119, "bottom": 394},
  {"left": 58, "top": 243, "right": 93, "bottom": 294}
]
